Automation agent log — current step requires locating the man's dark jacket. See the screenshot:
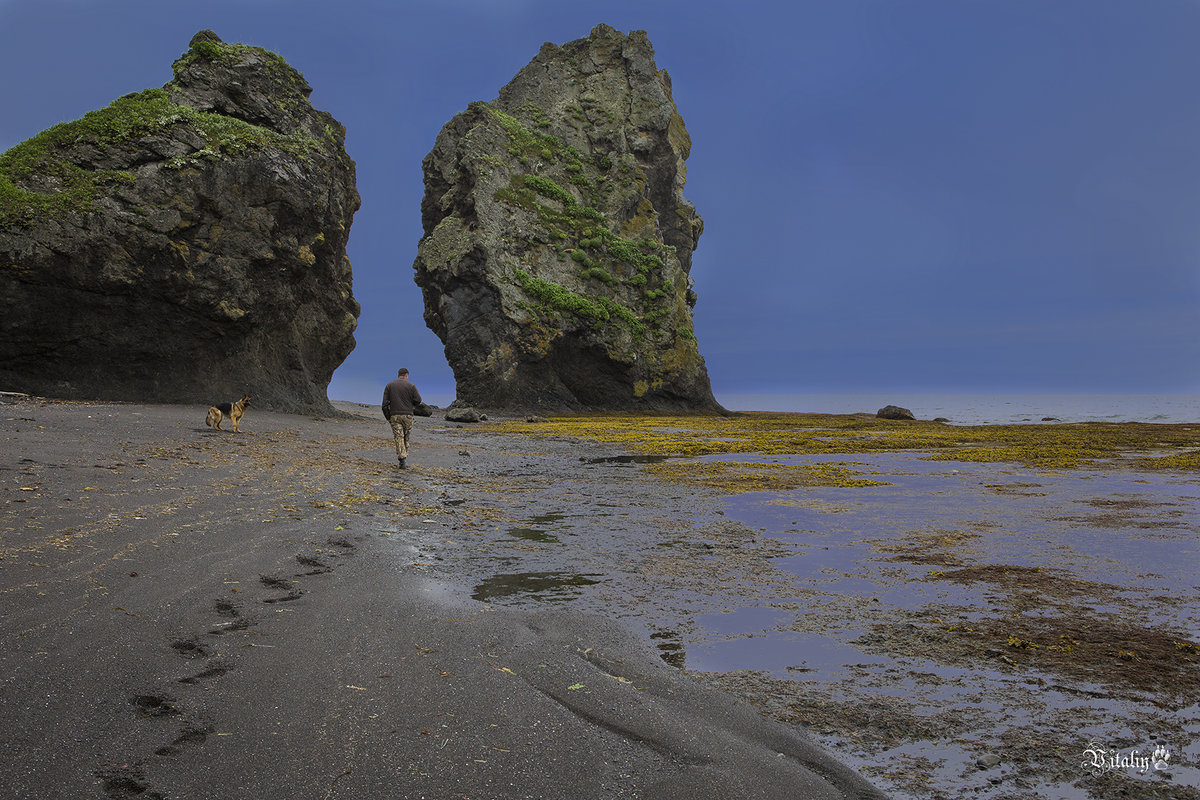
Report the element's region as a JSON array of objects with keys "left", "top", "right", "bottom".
[{"left": 382, "top": 378, "right": 422, "bottom": 418}]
